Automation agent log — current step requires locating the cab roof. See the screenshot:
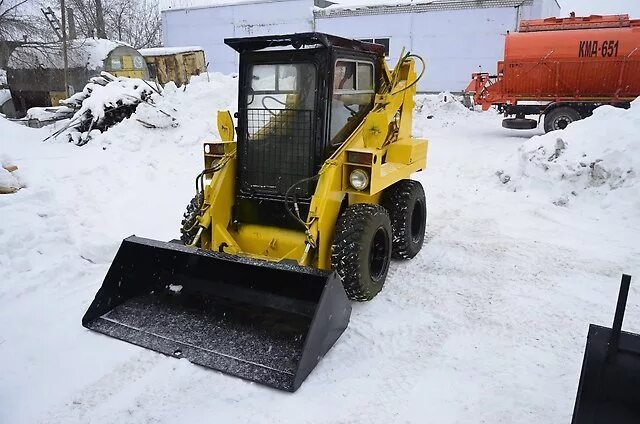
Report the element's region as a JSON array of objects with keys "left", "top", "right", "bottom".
[{"left": 224, "top": 32, "right": 385, "bottom": 56}]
